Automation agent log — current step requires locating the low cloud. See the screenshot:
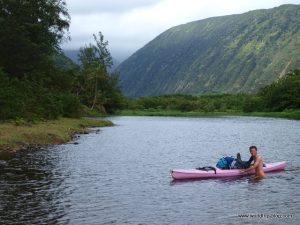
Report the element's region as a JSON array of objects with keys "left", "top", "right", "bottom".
[
  {"left": 63, "top": 0, "right": 299, "bottom": 61},
  {"left": 67, "top": 0, "right": 161, "bottom": 14}
]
